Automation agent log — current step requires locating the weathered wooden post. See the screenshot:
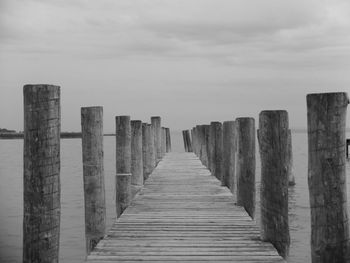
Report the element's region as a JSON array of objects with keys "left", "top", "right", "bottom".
[
  {"left": 307, "top": 92, "right": 349, "bottom": 263},
  {"left": 208, "top": 123, "right": 215, "bottom": 172},
  {"left": 161, "top": 127, "right": 166, "bottom": 157},
  {"left": 149, "top": 124, "right": 156, "bottom": 171},
  {"left": 346, "top": 139, "right": 350, "bottom": 158},
  {"left": 131, "top": 120, "right": 143, "bottom": 195},
  {"left": 258, "top": 111, "right": 289, "bottom": 258},
  {"left": 191, "top": 128, "right": 195, "bottom": 154},
  {"left": 151, "top": 116, "right": 162, "bottom": 163},
  {"left": 287, "top": 130, "right": 295, "bottom": 186},
  {"left": 142, "top": 123, "right": 152, "bottom": 181},
  {"left": 236, "top": 118, "right": 255, "bottom": 218},
  {"left": 115, "top": 116, "right": 132, "bottom": 218},
  {"left": 223, "top": 121, "right": 237, "bottom": 193},
  {"left": 182, "top": 130, "right": 192, "bottom": 152},
  {"left": 165, "top": 127, "right": 171, "bottom": 152},
  {"left": 182, "top": 130, "right": 188, "bottom": 152},
  {"left": 202, "top": 125, "right": 210, "bottom": 168},
  {"left": 199, "top": 125, "right": 206, "bottom": 165},
  {"left": 81, "top": 106, "right": 106, "bottom": 254},
  {"left": 209, "top": 122, "right": 223, "bottom": 182},
  {"left": 23, "top": 85, "right": 61, "bottom": 263}
]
